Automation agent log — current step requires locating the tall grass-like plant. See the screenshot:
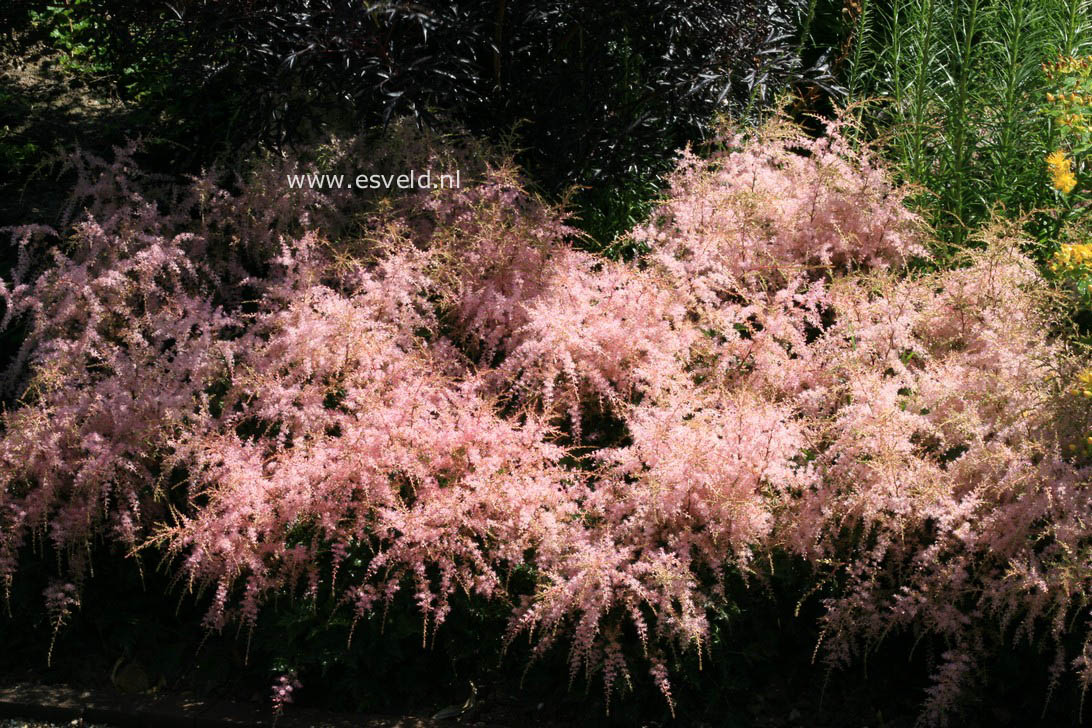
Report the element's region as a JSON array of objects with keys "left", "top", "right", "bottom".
[
  {"left": 840, "top": 0, "right": 1092, "bottom": 250},
  {"left": 842, "top": 0, "right": 877, "bottom": 108}
]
